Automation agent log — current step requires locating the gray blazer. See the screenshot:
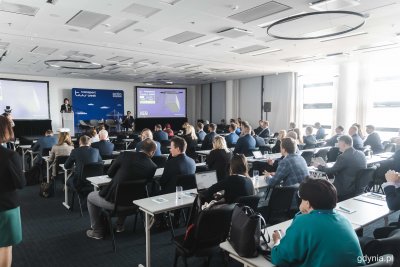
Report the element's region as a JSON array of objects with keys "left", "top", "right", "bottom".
[{"left": 318, "top": 147, "right": 366, "bottom": 198}]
